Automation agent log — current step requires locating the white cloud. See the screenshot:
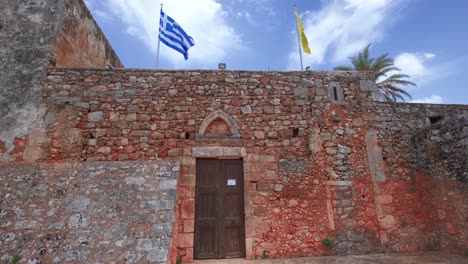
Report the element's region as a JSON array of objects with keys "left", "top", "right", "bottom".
[
  {"left": 424, "top": 53, "right": 435, "bottom": 59},
  {"left": 92, "top": 0, "right": 244, "bottom": 68},
  {"left": 236, "top": 0, "right": 275, "bottom": 17},
  {"left": 393, "top": 52, "right": 439, "bottom": 86},
  {"left": 288, "top": 0, "right": 404, "bottom": 70},
  {"left": 93, "top": 10, "right": 114, "bottom": 23},
  {"left": 394, "top": 53, "right": 428, "bottom": 77},
  {"left": 237, "top": 11, "right": 254, "bottom": 24},
  {"left": 410, "top": 95, "right": 444, "bottom": 104}
]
